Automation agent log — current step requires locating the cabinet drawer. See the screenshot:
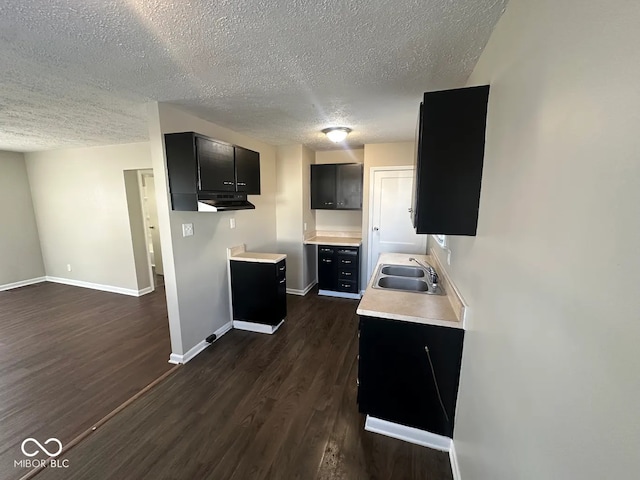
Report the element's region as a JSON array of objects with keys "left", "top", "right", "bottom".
[
  {"left": 336, "top": 280, "right": 358, "bottom": 293},
  {"left": 338, "top": 256, "right": 357, "bottom": 267},
  {"left": 338, "top": 268, "right": 357, "bottom": 281},
  {"left": 276, "top": 260, "right": 286, "bottom": 280},
  {"left": 319, "top": 246, "right": 335, "bottom": 256}
]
